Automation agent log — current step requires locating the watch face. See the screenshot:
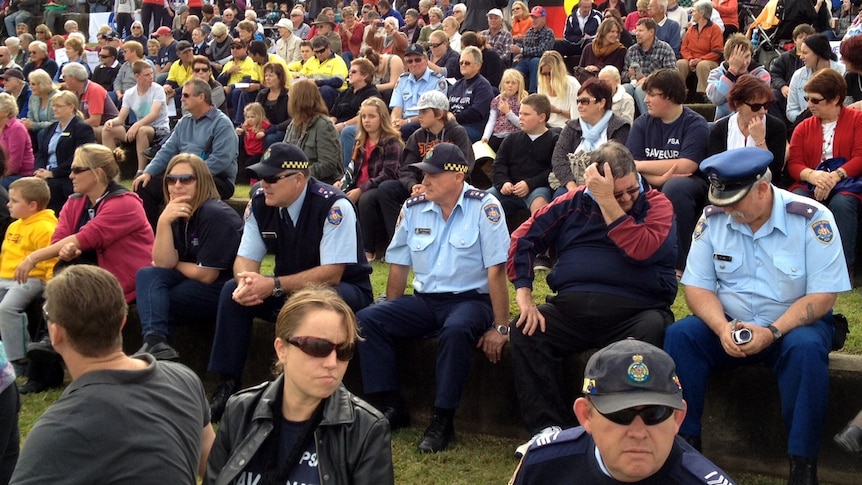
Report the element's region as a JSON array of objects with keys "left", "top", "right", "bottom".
[{"left": 497, "top": 325, "right": 509, "bottom": 335}]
